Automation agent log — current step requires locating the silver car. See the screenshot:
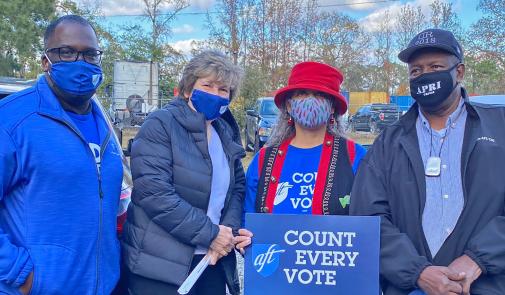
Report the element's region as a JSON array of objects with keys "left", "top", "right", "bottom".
[{"left": 470, "top": 94, "right": 505, "bottom": 106}]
